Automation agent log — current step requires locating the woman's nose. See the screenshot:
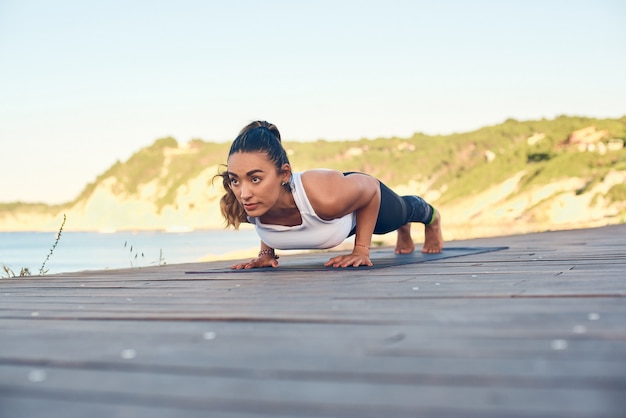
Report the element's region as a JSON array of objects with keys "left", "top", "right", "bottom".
[{"left": 239, "top": 183, "right": 252, "bottom": 199}]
